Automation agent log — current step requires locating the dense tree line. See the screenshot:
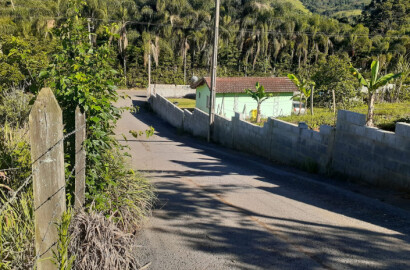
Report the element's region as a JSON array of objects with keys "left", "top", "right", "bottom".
[{"left": 0, "top": 0, "right": 409, "bottom": 105}]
